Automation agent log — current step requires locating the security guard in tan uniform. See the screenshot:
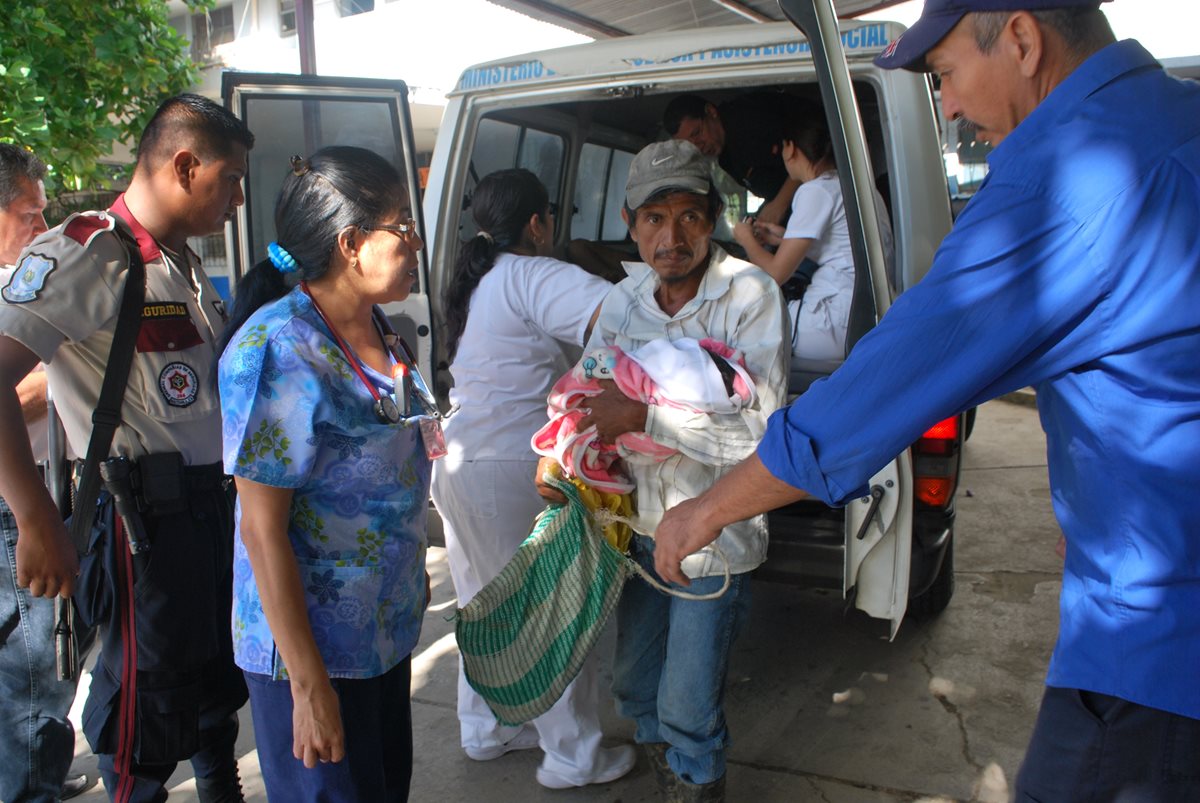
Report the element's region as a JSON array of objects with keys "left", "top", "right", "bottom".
[{"left": 0, "top": 94, "right": 254, "bottom": 803}]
